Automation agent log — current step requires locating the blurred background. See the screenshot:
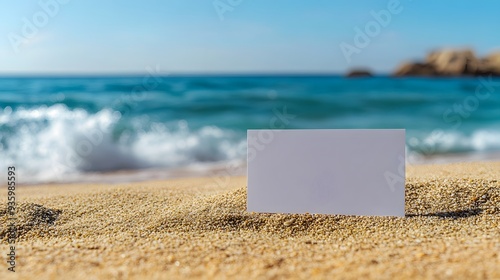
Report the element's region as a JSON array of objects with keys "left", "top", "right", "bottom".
[{"left": 1, "top": 0, "right": 499, "bottom": 183}]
